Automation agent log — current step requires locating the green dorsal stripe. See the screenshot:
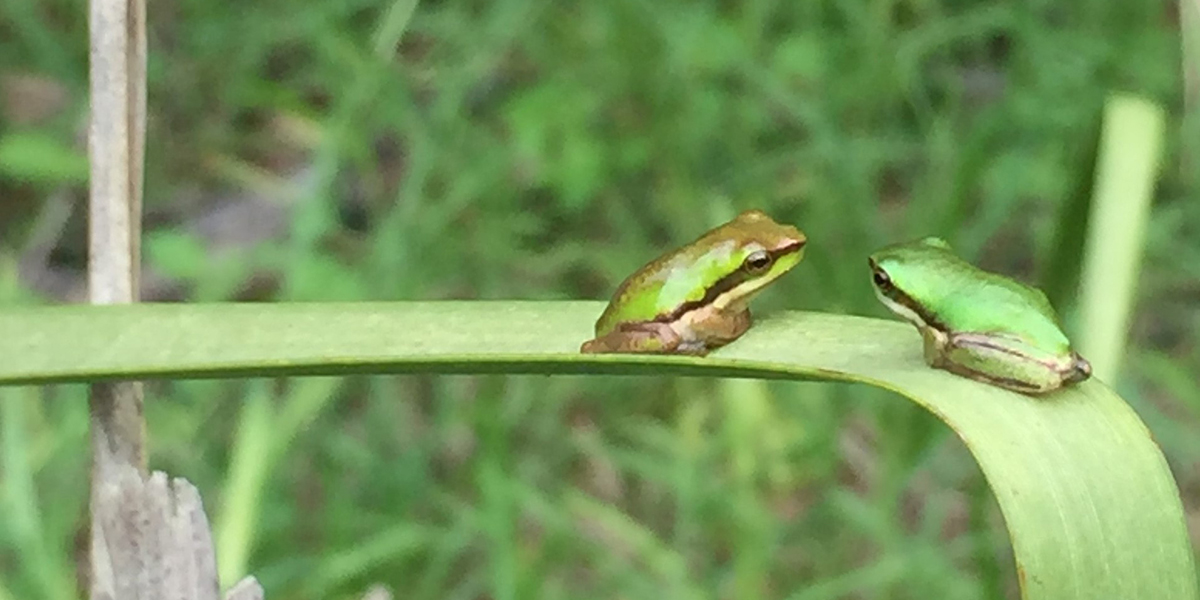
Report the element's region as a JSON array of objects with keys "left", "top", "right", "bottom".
[{"left": 655, "top": 241, "right": 804, "bottom": 324}]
